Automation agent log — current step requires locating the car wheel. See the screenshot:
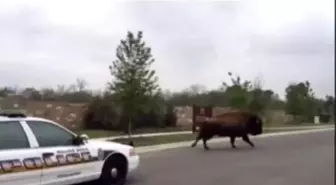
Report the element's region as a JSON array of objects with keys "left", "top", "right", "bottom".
[{"left": 99, "top": 154, "right": 128, "bottom": 185}]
